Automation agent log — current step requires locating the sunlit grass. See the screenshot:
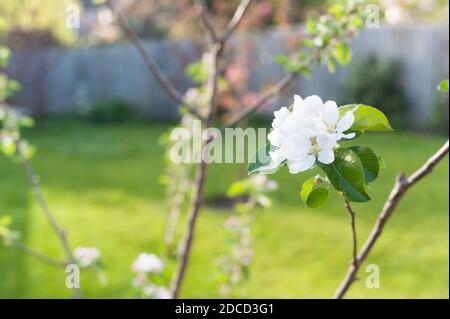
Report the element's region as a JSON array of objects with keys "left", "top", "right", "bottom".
[{"left": 0, "top": 121, "right": 448, "bottom": 298}]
